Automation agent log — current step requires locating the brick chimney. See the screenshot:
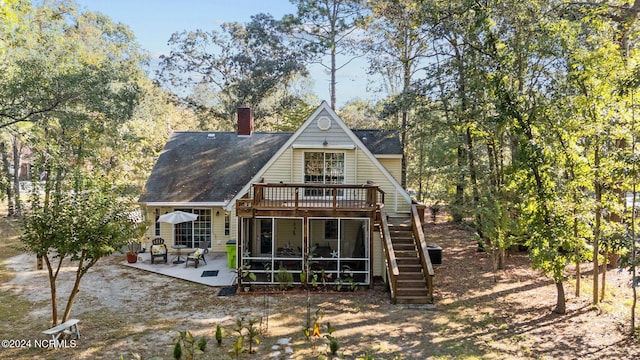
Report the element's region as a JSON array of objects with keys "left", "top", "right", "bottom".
[{"left": 237, "top": 105, "right": 254, "bottom": 136}]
